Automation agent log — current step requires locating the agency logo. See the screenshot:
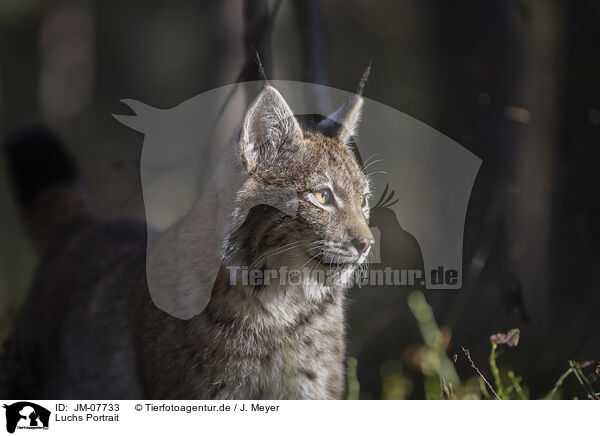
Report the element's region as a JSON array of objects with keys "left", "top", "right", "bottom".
[{"left": 3, "top": 402, "right": 50, "bottom": 434}]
